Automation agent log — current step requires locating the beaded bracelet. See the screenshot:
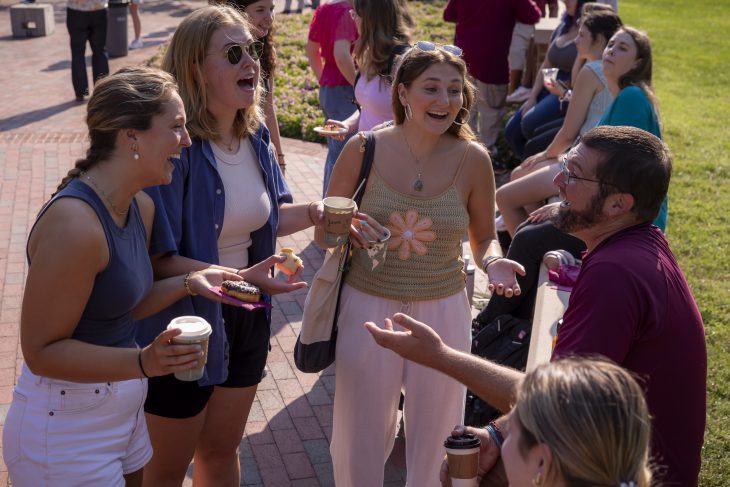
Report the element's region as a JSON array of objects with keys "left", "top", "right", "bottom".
[
  {"left": 183, "top": 272, "right": 197, "bottom": 296},
  {"left": 485, "top": 420, "right": 504, "bottom": 448}
]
